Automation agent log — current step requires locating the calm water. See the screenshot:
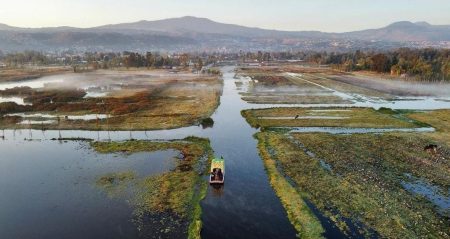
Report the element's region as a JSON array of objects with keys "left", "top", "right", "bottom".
[
  {"left": 1, "top": 66, "right": 450, "bottom": 238},
  {"left": 0, "top": 138, "right": 178, "bottom": 239}
]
